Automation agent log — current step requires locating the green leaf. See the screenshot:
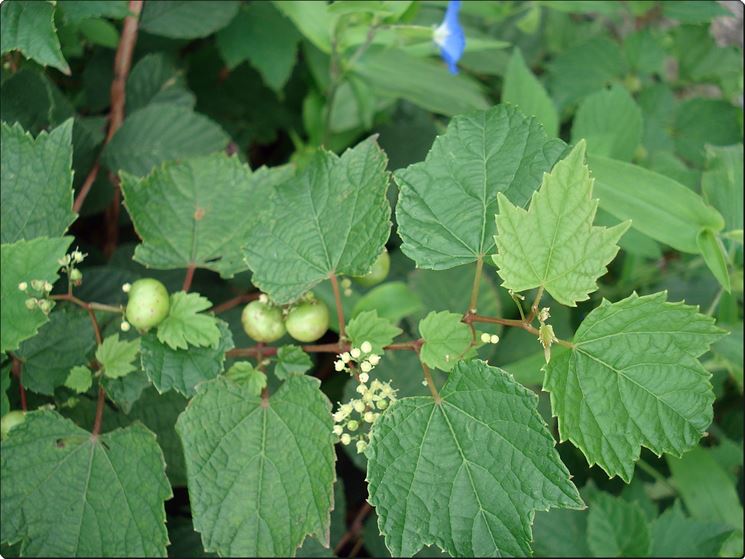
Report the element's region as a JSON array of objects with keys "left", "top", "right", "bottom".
[
  {"left": 673, "top": 98, "right": 742, "bottom": 167},
  {"left": 1, "top": 120, "right": 75, "bottom": 244},
  {"left": 502, "top": 48, "right": 559, "bottom": 137},
  {"left": 395, "top": 104, "right": 566, "bottom": 269},
  {"left": 274, "top": 345, "right": 313, "bottom": 380},
  {"left": 156, "top": 292, "right": 221, "bottom": 351},
  {"left": 273, "top": 1, "right": 336, "bottom": 53},
  {"left": 418, "top": 311, "right": 473, "bottom": 373},
  {"left": 78, "top": 18, "right": 119, "bottom": 48},
  {"left": 0, "top": 236, "right": 72, "bottom": 353},
  {"left": 547, "top": 36, "right": 624, "bottom": 110},
  {"left": 65, "top": 365, "right": 93, "bottom": 393},
  {"left": 103, "top": 104, "right": 229, "bottom": 177},
  {"left": 121, "top": 153, "right": 275, "bottom": 277},
  {"left": 697, "top": 229, "right": 731, "bottom": 292},
  {"left": 57, "top": 0, "right": 130, "bottom": 23},
  {"left": 366, "top": 360, "right": 583, "bottom": 557},
  {"left": 225, "top": 362, "right": 267, "bottom": 396},
  {"left": 347, "top": 311, "right": 402, "bottom": 355},
  {"left": 702, "top": 144, "right": 743, "bottom": 233},
  {"left": 0, "top": 410, "right": 171, "bottom": 556},
  {"left": 351, "top": 281, "right": 422, "bottom": 324},
  {"left": 139, "top": 1, "right": 240, "bottom": 39},
  {"left": 176, "top": 375, "right": 336, "bottom": 556},
  {"left": 244, "top": 137, "right": 391, "bottom": 304},
  {"left": 0, "top": 68, "right": 55, "bottom": 134},
  {"left": 493, "top": 141, "right": 629, "bottom": 306},
  {"left": 662, "top": 0, "right": 730, "bottom": 23},
  {"left": 96, "top": 333, "right": 140, "bottom": 379},
  {"left": 0, "top": 0, "right": 70, "bottom": 74},
  {"left": 586, "top": 493, "right": 650, "bottom": 556},
  {"left": 1, "top": 364, "right": 11, "bottom": 416},
  {"left": 125, "top": 52, "right": 195, "bottom": 114},
  {"left": 650, "top": 501, "right": 735, "bottom": 557},
  {"left": 216, "top": 2, "right": 300, "bottom": 92},
  {"left": 588, "top": 153, "right": 725, "bottom": 254},
  {"left": 544, "top": 291, "right": 723, "bottom": 481},
  {"left": 532, "top": 507, "right": 591, "bottom": 557},
  {"left": 571, "top": 85, "right": 643, "bottom": 161},
  {"left": 352, "top": 47, "right": 489, "bottom": 117},
  {"left": 711, "top": 323, "right": 743, "bottom": 391},
  {"left": 140, "top": 319, "right": 233, "bottom": 396},
  {"left": 16, "top": 308, "right": 95, "bottom": 395},
  {"left": 101, "top": 369, "right": 150, "bottom": 414}
]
